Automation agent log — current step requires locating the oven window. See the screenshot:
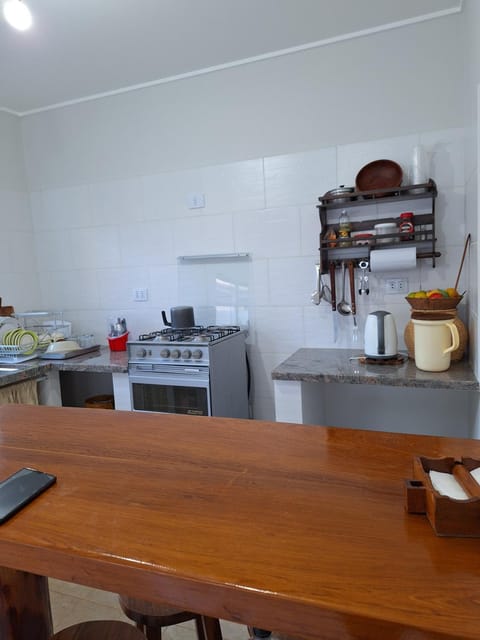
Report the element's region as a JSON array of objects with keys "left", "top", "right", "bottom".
[{"left": 131, "top": 383, "right": 209, "bottom": 415}]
